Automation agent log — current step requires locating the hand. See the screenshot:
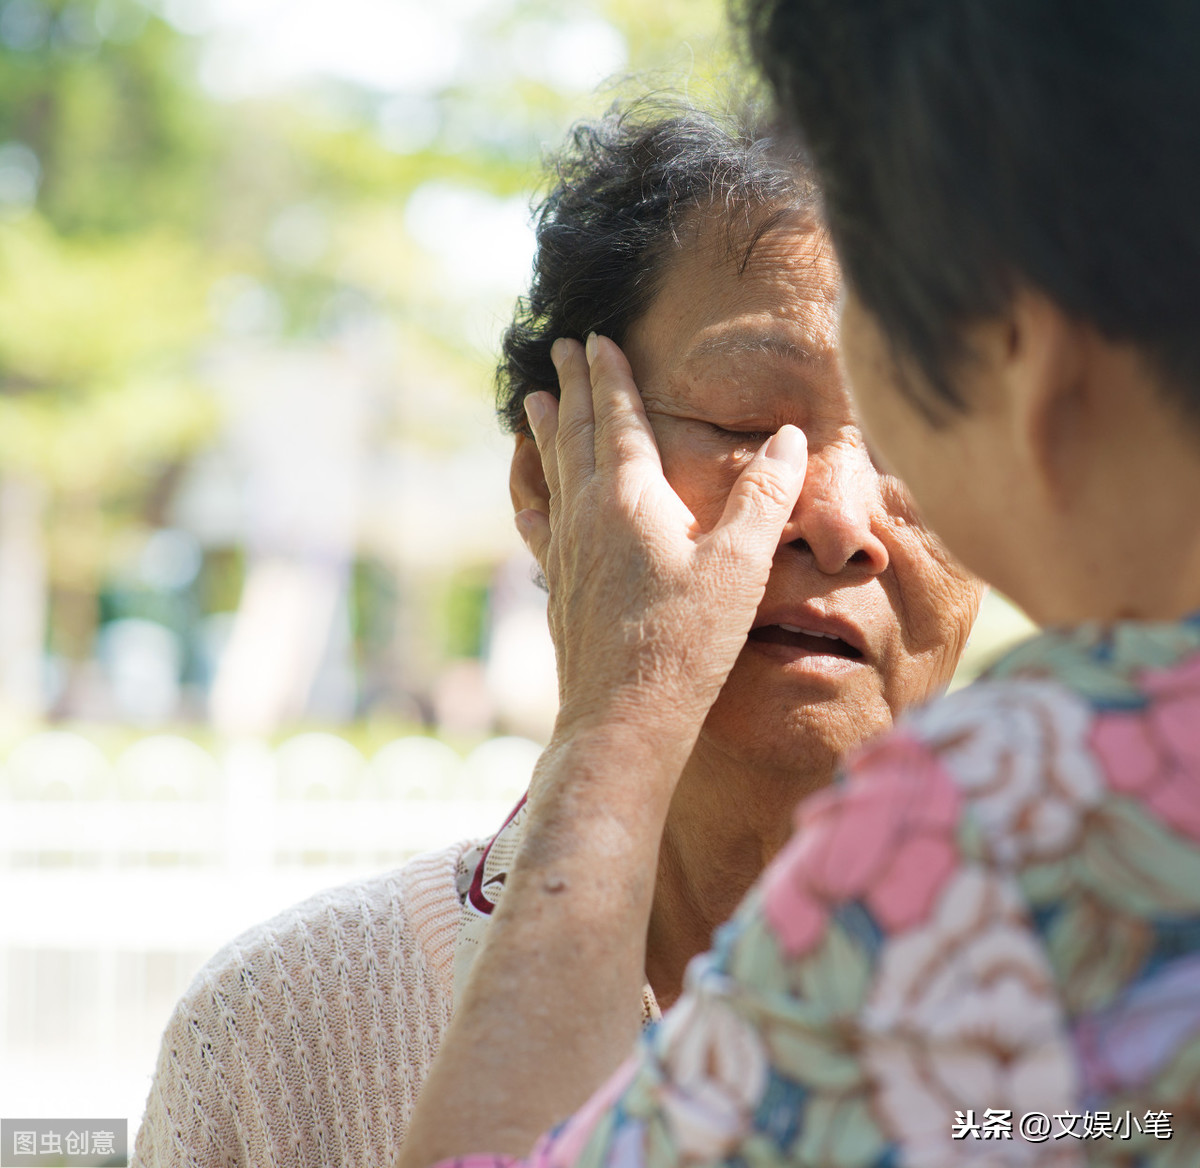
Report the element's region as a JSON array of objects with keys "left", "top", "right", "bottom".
[
  {"left": 399, "top": 334, "right": 806, "bottom": 1167},
  {"left": 517, "top": 333, "right": 808, "bottom": 770}
]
